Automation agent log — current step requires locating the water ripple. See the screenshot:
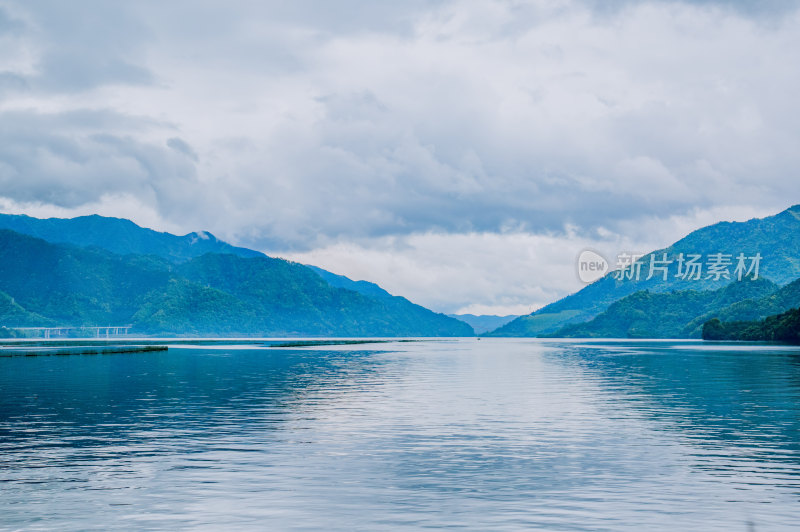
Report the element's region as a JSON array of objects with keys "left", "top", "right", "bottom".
[{"left": 2, "top": 339, "right": 800, "bottom": 530}]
